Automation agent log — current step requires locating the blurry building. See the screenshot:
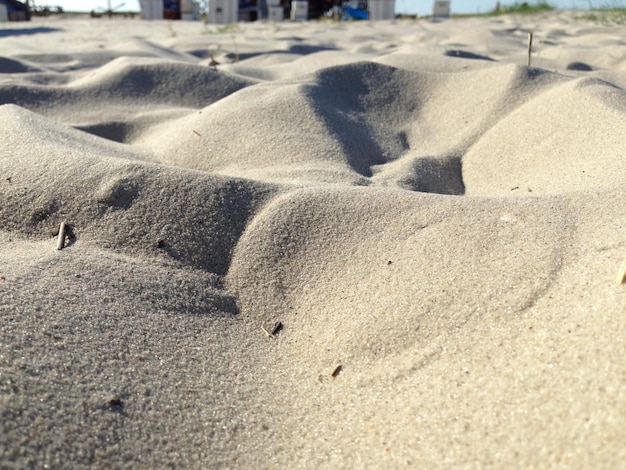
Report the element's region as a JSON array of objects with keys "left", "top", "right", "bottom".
[
  {"left": 0, "top": 0, "right": 31, "bottom": 21},
  {"left": 139, "top": 0, "right": 200, "bottom": 20}
]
